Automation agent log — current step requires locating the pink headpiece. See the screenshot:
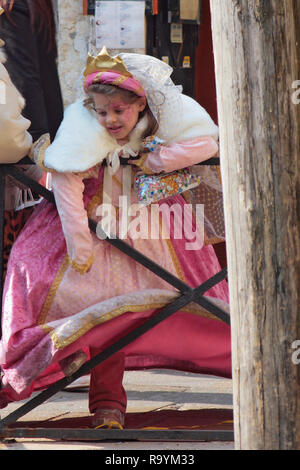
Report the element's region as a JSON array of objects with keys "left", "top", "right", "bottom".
[
  {"left": 84, "top": 70, "right": 146, "bottom": 97},
  {"left": 83, "top": 47, "right": 146, "bottom": 97}
]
